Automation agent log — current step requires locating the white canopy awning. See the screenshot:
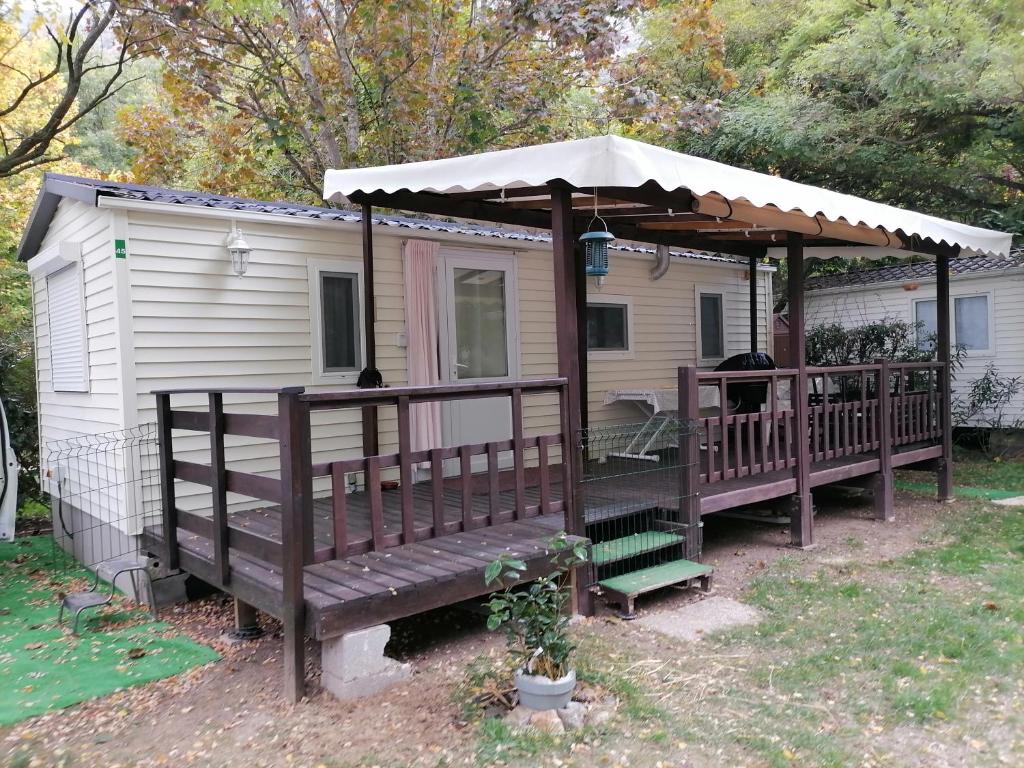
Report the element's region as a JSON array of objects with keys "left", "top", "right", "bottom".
[{"left": 324, "top": 135, "right": 1013, "bottom": 259}]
